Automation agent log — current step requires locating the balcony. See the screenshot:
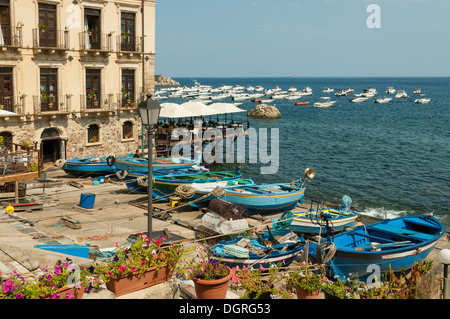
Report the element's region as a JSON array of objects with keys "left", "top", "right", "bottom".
[
  {"left": 80, "top": 93, "right": 114, "bottom": 115},
  {"left": 32, "top": 28, "right": 70, "bottom": 55},
  {"left": 0, "top": 26, "right": 23, "bottom": 52},
  {"left": 0, "top": 96, "right": 25, "bottom": 115},
  {"left": 33, "top": 94, "right": 70, "bottom": 116},
  {"left": 79, "top": 31, "right": 113, "bottom": 56},
  {"left": 116, "top": 92, "right": 144, "bottom": 112},
  {"left": 116, "top": 34, "right": 142, "bottom": 57}
]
